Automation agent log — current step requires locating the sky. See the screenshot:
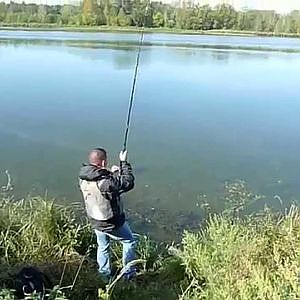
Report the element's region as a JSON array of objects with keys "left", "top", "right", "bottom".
[
  {"left": 242, "top": 0, "right": 300, "bottom": 13},
  {"left": 2, "top": 0, "right": 300, "bottom": 13},
  {"left": 199, "top": 0, "right": 300, "bottom": 13}
]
